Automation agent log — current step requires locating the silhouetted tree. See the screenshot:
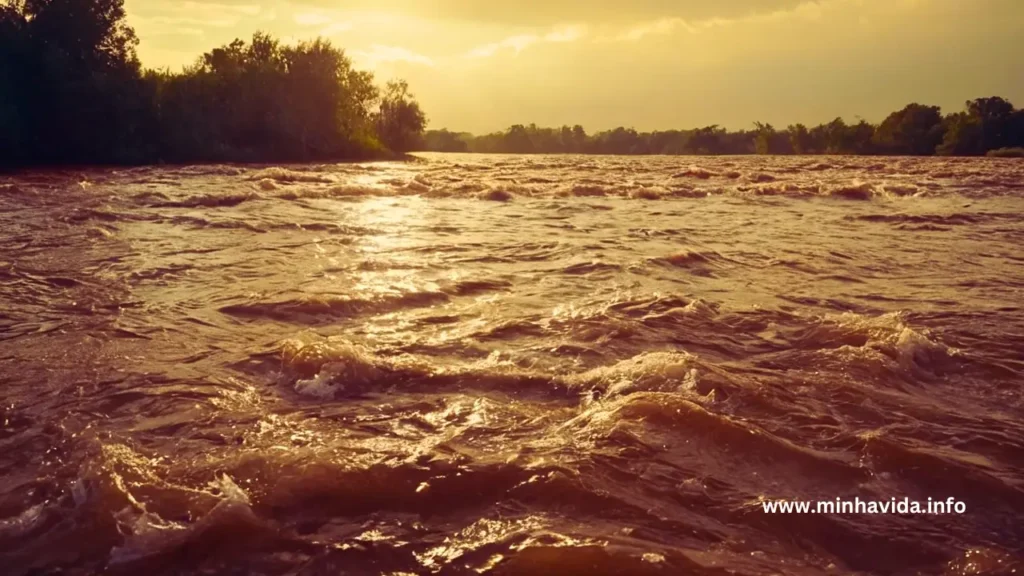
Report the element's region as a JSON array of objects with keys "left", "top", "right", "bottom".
[
  {"left": 0, "top": 2, "right": 28, "bottom": 164},
  {"left": 937, "top": 97, "right": 1020, "bottom": 156},
  {"left": 503, "top": 125, "right": 535, "bottom": 153},
  {"left": 873, "top": 103, "right": 944, "bottom": 155},
  {"left": 375, "top": 80, "right": 427, "bottom": 153},
  {"left": 753, "top": 122, "right": 792, "bottom": 155},
  {"left": 415, "top": 101, "right": 1022, "bottom": 157},
  {"left": 754, "top": 122, "right": 773, "bottom": 155},
  {"left": 422, "top": 129, "right": 469, "bottom": 152},
  {"left": 0, "top": 0, "right": 151, "bottom": 164},
  {"left": 689, "top": 125, "right": 724, "bottom": 154},
  {"left": 787, "top": 124, "right": 812, "bottom": 154},
  {"left": 0, "top": 0, "right": 425, "bottom": 166}
]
